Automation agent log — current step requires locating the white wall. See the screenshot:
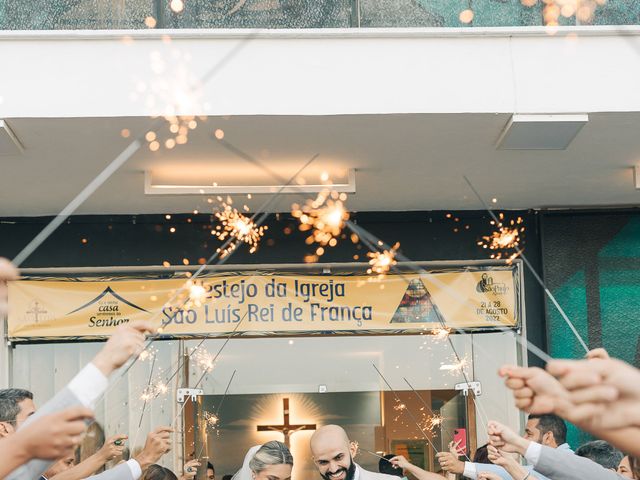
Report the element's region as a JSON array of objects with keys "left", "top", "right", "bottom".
[{"left": 1, "top": 27, "right": 640, "bottom": 119}]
